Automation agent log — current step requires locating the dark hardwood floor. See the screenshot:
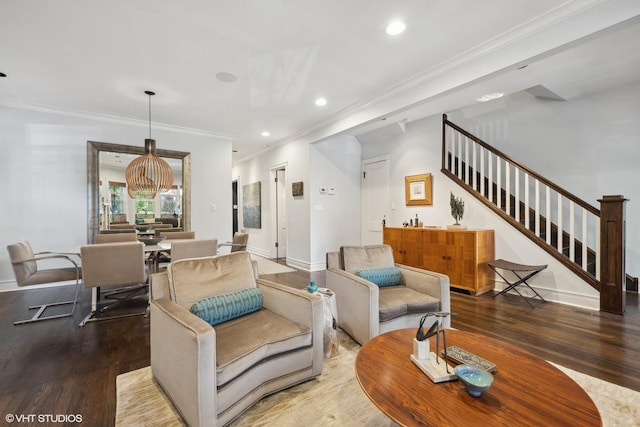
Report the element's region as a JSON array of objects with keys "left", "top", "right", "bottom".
[{"left": 1, "top": 267, "right": 638, "bottom": 426}]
